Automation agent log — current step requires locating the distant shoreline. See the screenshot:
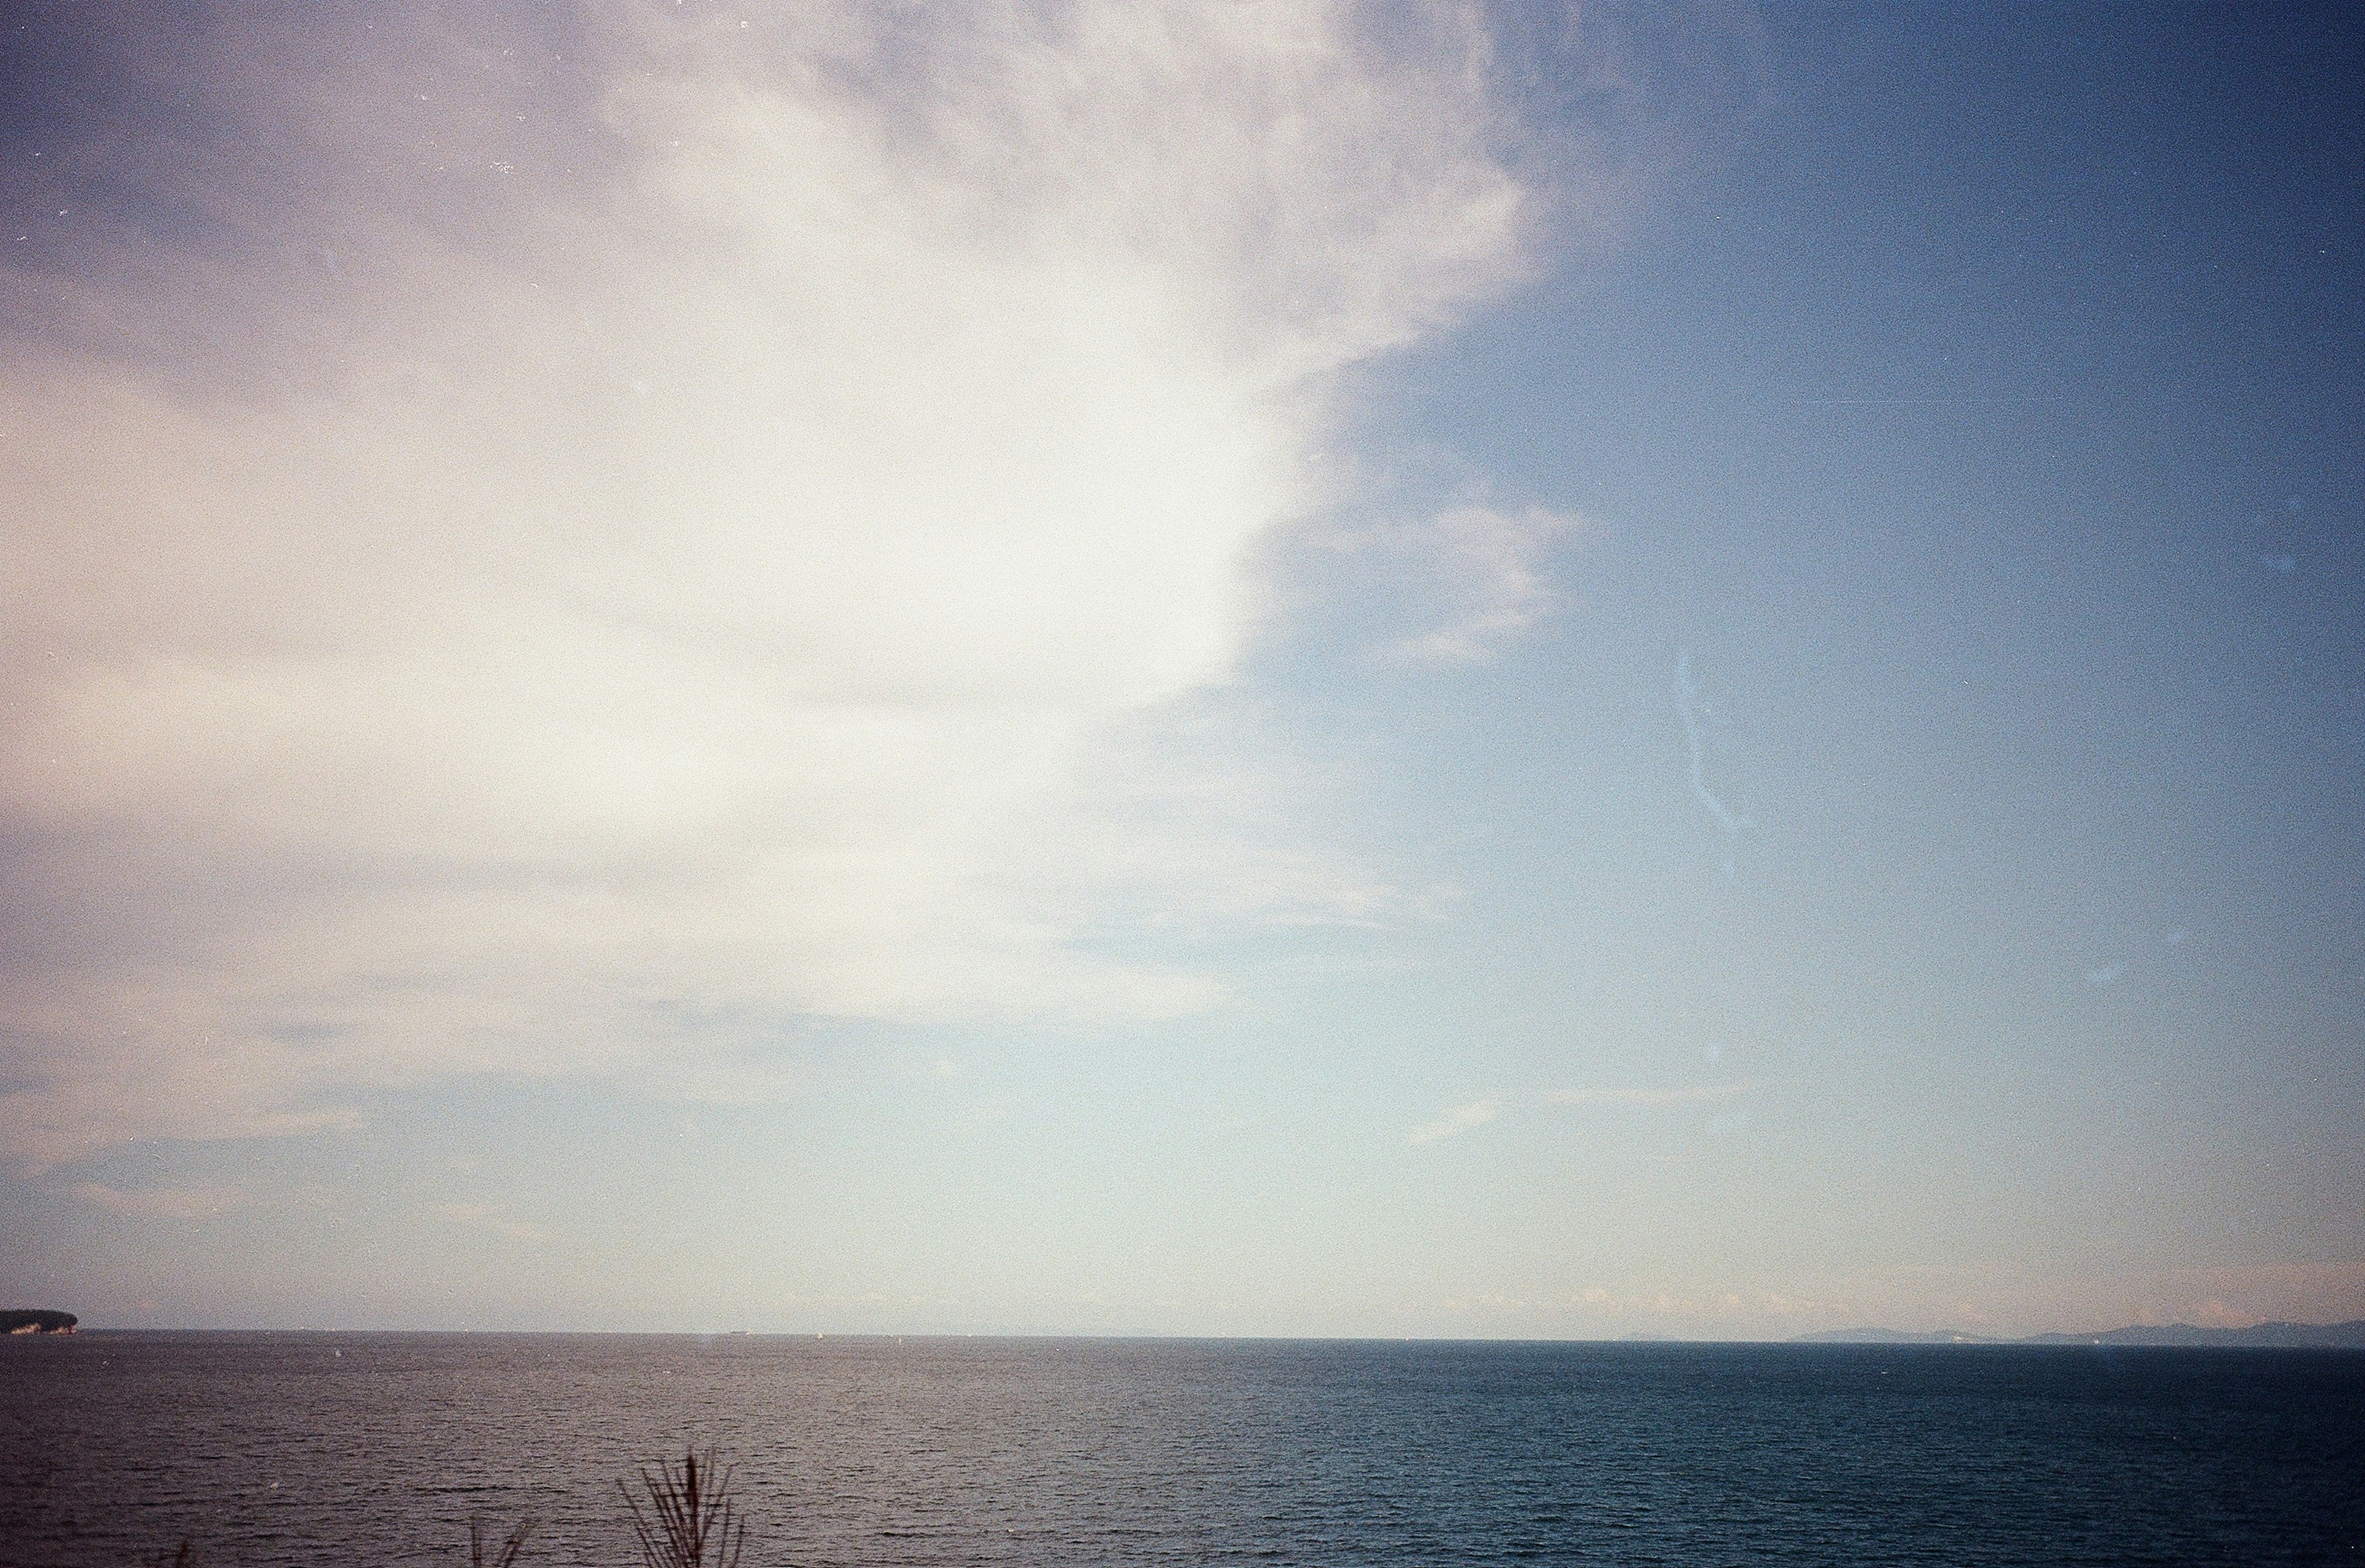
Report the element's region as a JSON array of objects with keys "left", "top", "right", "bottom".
[
  {"left": 11, "top": 1322, "right": 2362, "bottom": 1348},
  {"left": 1793, "top": 1320, "right": 2365, "bottom": 1349}
]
